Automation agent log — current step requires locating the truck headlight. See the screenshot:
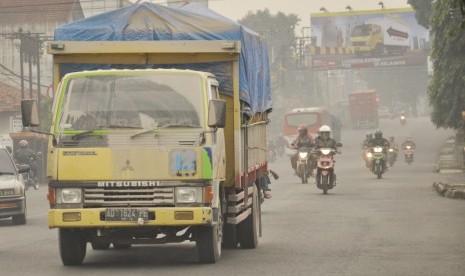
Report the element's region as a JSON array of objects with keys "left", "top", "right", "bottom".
[
  {"left": 175, "top": 187, "right": 202, "bottom": 204},
  {"left": 59, "top": 188, "right": 82, "bottom": 204}
]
